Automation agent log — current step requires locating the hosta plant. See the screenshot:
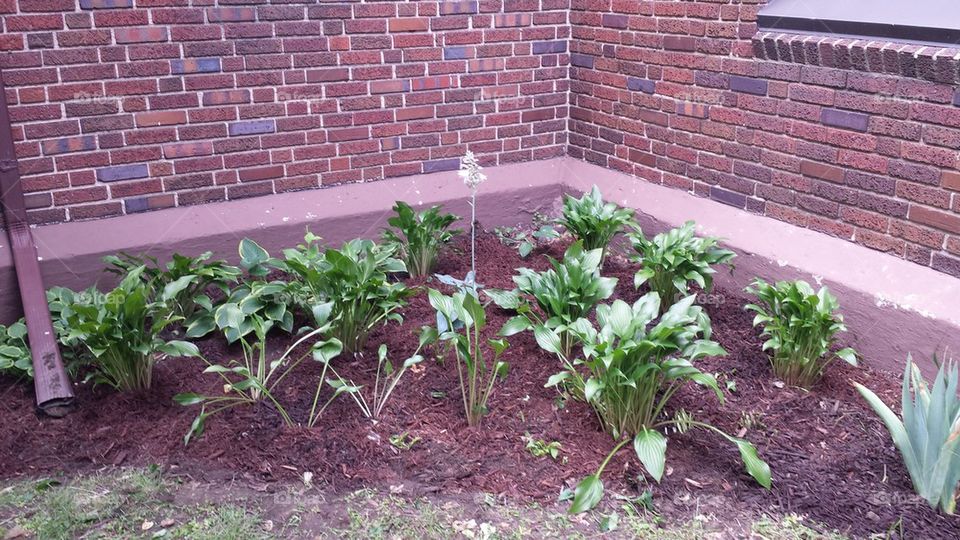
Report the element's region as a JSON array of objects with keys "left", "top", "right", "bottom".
[
  {"left": 336, "top": 327, "right": 436, "bottom": 420},
  {"left": 557, "top": 185, "right": 635, "bottom": 264},
  {"left": 428, "top": 288, "right": 509, "bottom": 427},
  {"left": 487, "top": 241, "right": 617, "bottom": 359},
  {"left": 493, "top": 212, "right": 559, "bottom": 259},
  {"left": 175, "top": 302, "right": 345, "bottom": 444},
  {"left": 382, "top": 201, "right": 461, "bottom": 277},
  {"left": 273, "top": 235, "right": 414, "bottom": 354},
  {"left": 538, "top": 294, "right": 771, "bottom": 513},
  {"left": 104, "top": 251, "right": 241, "bottom": 320},
  {"left": 628, "top": 221, "right": 735, "bottom": 311},
  {"left": 59, "top": 267, "right": 199, "bottom": 392},
  {"left": 0, "top": 319, "right": 32, "bottom": 379},
  {"left": 745, "top": 279, "right": 857, "bottom": 388},
  {"left": 186, "top": 280, "right": 298, "bottom": 343},
  {"left": 855, "top": 355, "right": 960, "bottom": 514},
  {"left": 47, "top": 286, "right": 94, "bottom": 370}
]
